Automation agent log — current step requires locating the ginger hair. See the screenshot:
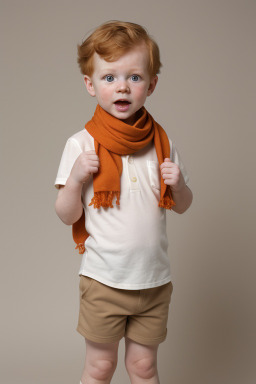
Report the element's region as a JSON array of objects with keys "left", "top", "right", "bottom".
[{"left": 77, "top": 20, "right": 162, "bottom": 78}]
